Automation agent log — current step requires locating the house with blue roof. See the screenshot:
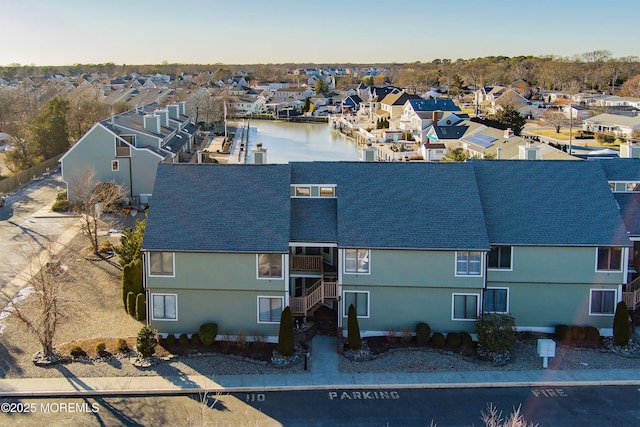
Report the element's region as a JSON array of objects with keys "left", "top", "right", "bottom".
[
  {"left": 59, "top": 102, "right": 197, "bottom": 204},
  {"left": 141, "top": 159, "right": 633, "bottom": 342},
  {"left": 399, "top": 98, "right": 463, "bottom": 142}
]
